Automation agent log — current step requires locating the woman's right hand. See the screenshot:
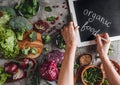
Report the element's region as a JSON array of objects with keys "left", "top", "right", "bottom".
[{"left": 96, "top": 33, "right": 110, "bottom": 57}]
